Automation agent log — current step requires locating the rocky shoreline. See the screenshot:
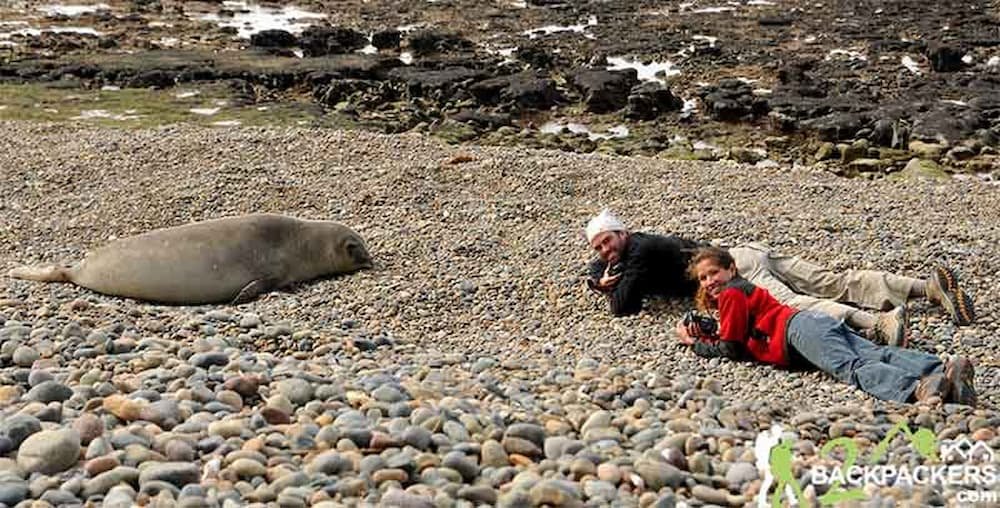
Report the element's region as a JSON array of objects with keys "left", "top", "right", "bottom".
[
  {"left": 0, "top": 121, "right": 998, "bottom": 506},
  {"left": 1, "top": 1, "right": 999, "bottom": 181}
]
